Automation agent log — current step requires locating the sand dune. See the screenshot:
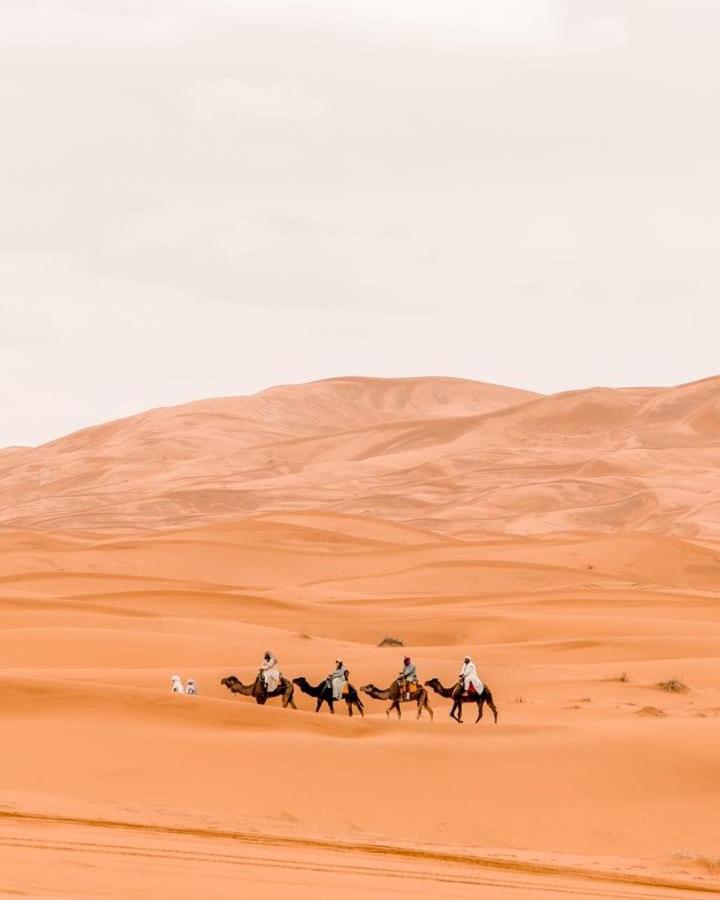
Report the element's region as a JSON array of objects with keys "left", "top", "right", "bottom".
[
  {"left": 1, "top": 376, "right": 719, "bottom": 897},
  {"left": 2, "top": 376, "right": 720, "bottom": 540}
]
